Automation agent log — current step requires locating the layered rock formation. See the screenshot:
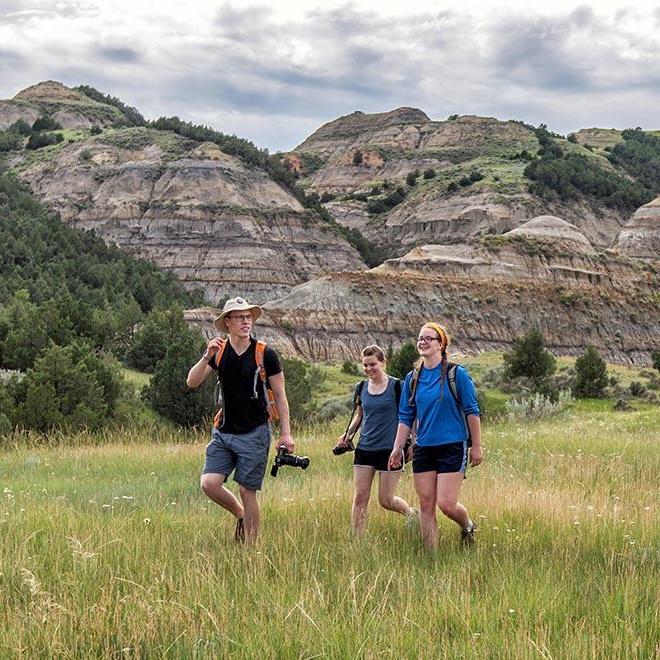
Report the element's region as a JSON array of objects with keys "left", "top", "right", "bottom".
[
  {"left": 0, "top": 81, "right": 123, "bottom": 129},
  {"left": 291, "top": 111, "right": 632, "bottom": 249},
  {"left": 613, "top": 197, "right": 660, "bottom": 260},
  {"left": 186, "top": 215, "right": 659, "bottom": 364},
  {"left": 16, "top": 129, "right": 366, "bottom": 302}
]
